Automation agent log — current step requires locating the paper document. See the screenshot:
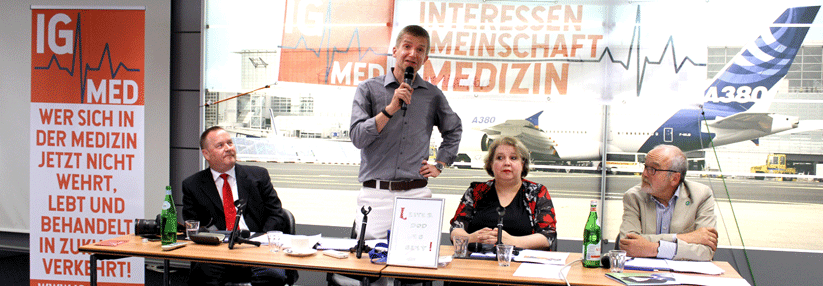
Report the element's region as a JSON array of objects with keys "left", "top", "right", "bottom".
[
  {"left": 513, "top": 262, "right": 570, "bottom": 280},
  {"left": 666, "top": 260, "right": 725, "bottom": 275},
  {"left": 468, "top": 252, "right": 495, "bottom": 259},
  {"left": 317, "top": 237, "right": 357, "bottom": 250},
  {"left": 514, "top": 249, "right": 568, "bottom": 265},
  {"left": 625, "top": 258, "right": 725, "bottom": 275},
  {"left": 252, "top": 233, "right": 323, "bottom": 249},
  {"left": 673, "top": 273, "right": 751, "bottom": 286}
]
